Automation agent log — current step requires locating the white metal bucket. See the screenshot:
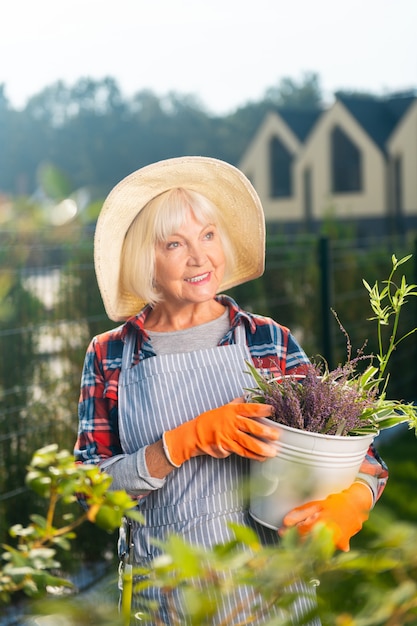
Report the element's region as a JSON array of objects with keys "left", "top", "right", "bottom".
[{"left": 249, "top": 419, "right": 375, "bottom": 530}]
